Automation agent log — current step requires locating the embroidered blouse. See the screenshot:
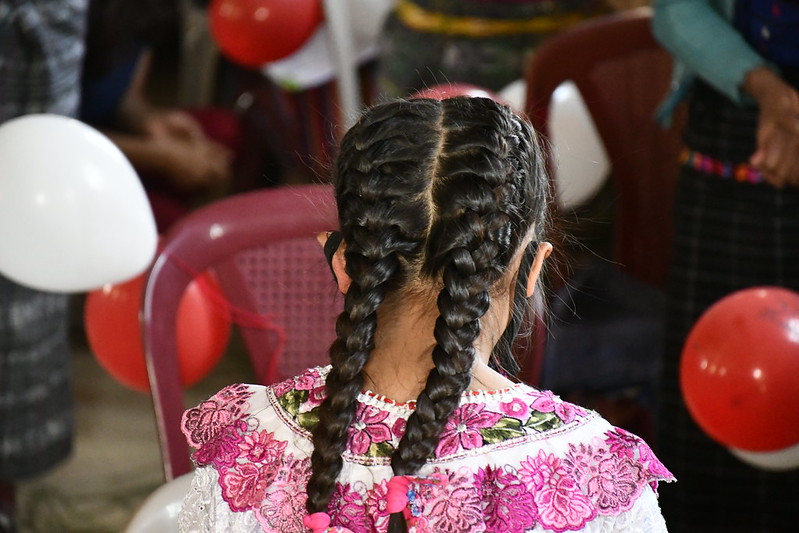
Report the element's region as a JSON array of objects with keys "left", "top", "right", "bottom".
[{"left": 178, "top": 366, "right": 674, "bottom": 532}]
